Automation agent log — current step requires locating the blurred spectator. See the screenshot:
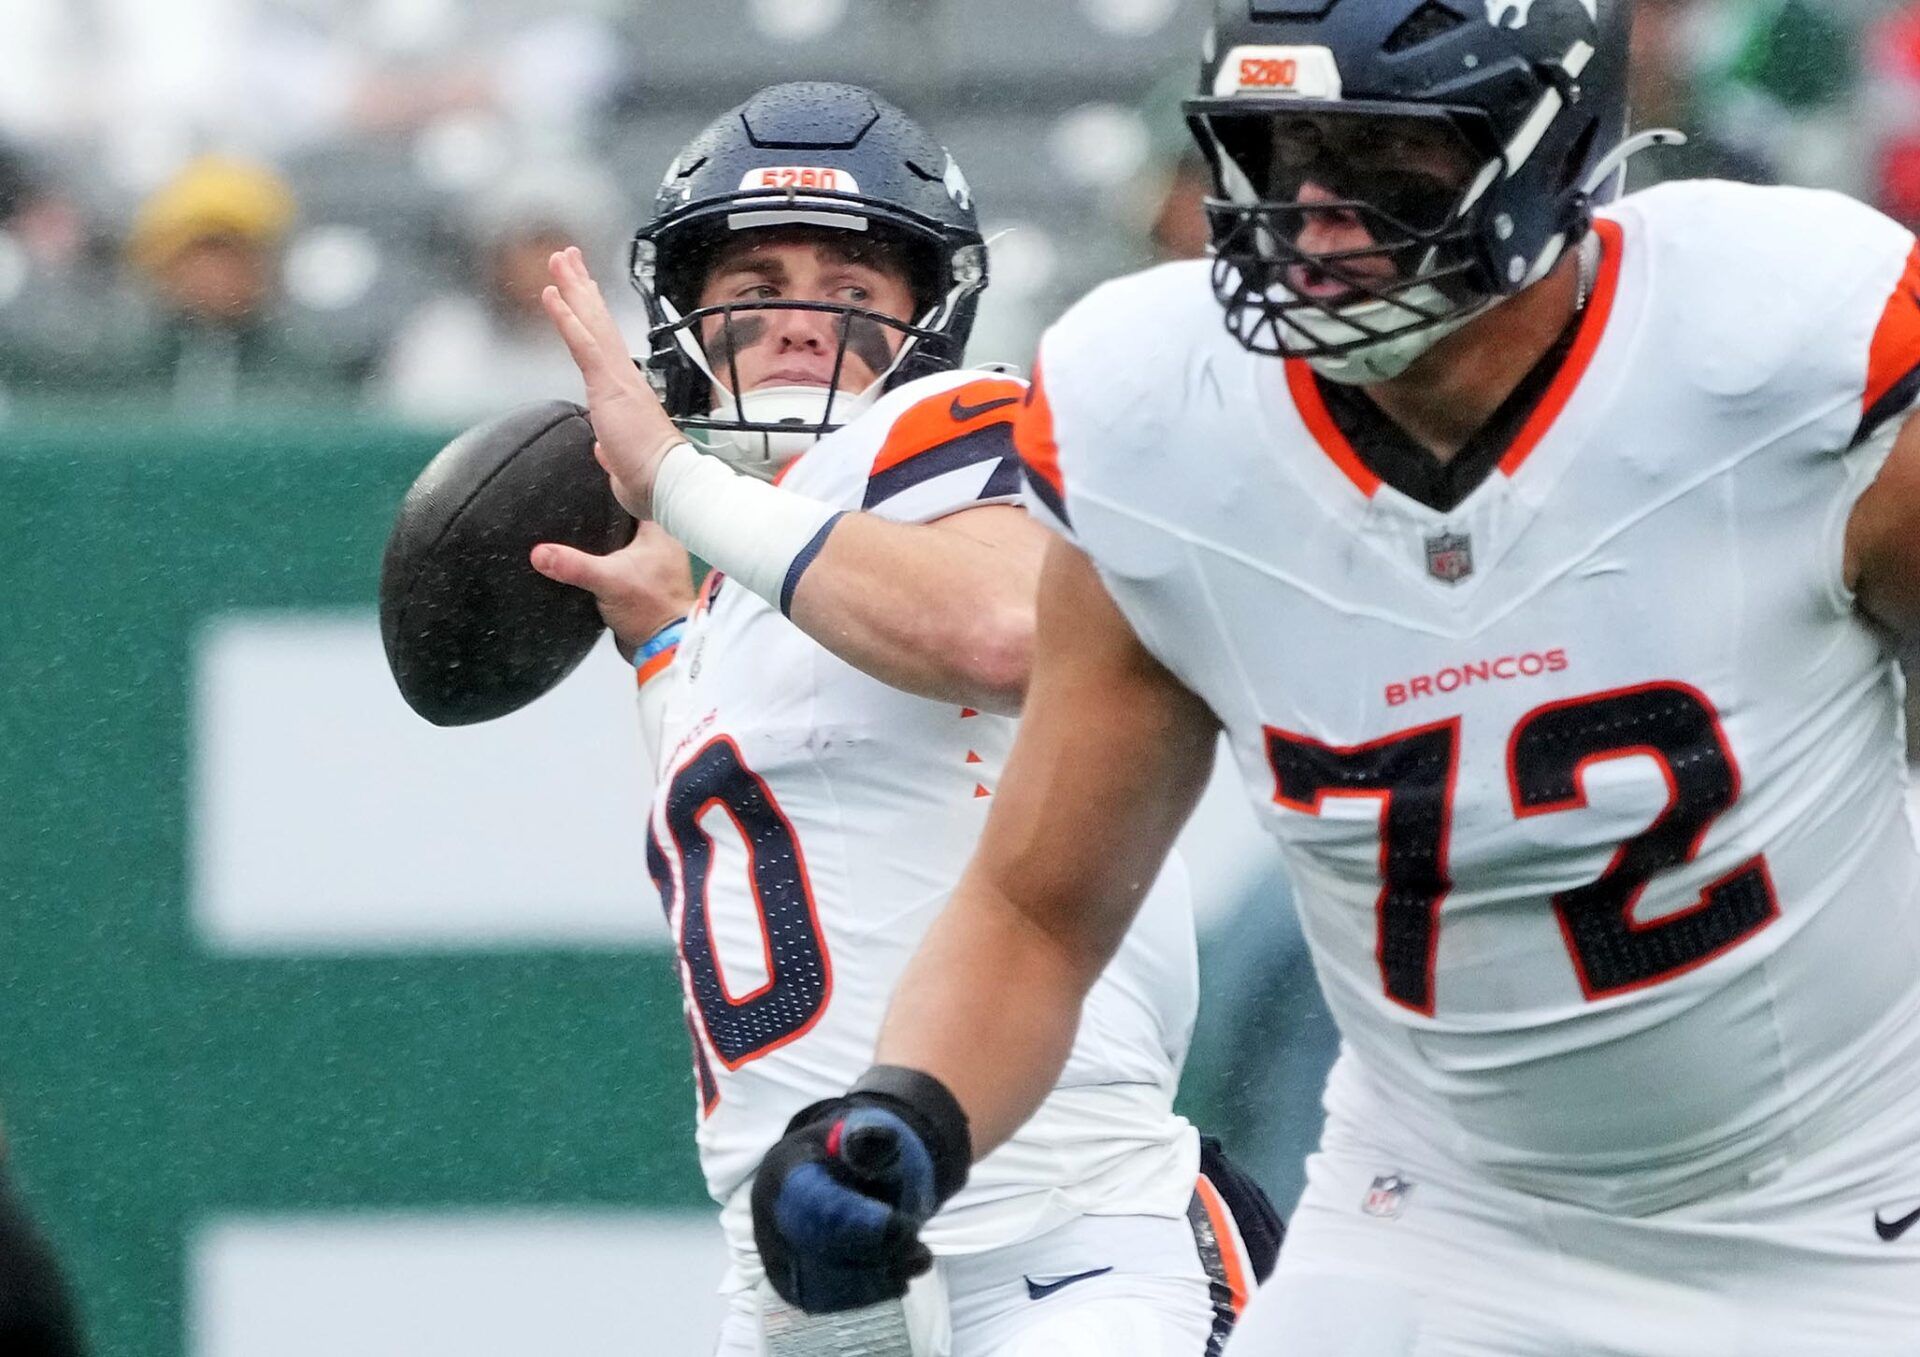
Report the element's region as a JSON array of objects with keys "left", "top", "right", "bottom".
[
  {"left": 378, "top": 161, "right": 632, "bottom": 426},
  {"left": 1624, "top": 0, "right": 1778, "bottom": 192},
  {"left": 0, "top": 144, "right": 84, "bottom": 270},
  {"left": 1149, "top": 149, "right": 1213, "bottom": 263},
  {"left": 1868, "top": 3, "right": 1920, "bottom": 228},
  {"left": 1128, "top": 67, "right": 1213, "bottom": 265},
  {"left": 0, "top": 0, "right": 628, "bottom": 173},
  {"left": 1701, "top": 0, "right": 1858, "bottom": 194},
  {"left": 0, "top": 142, "right": 123, "bottom": 414},
  {"left": 118, "top": 156, "right": 371, "bottom": 411}
]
